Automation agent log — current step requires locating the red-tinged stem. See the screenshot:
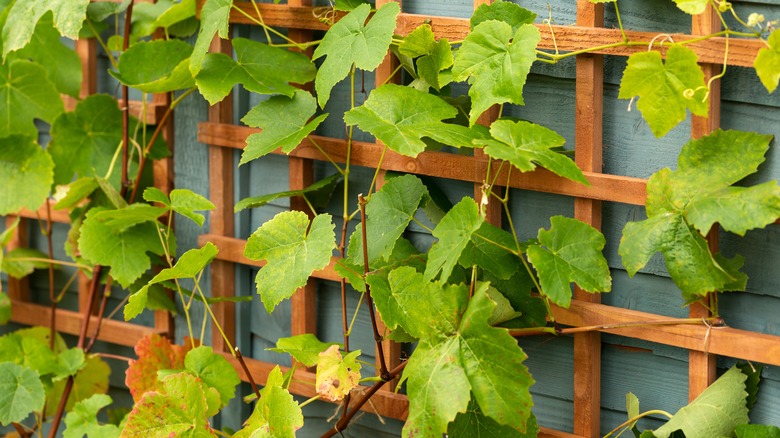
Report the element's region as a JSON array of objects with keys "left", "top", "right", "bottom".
[
  {"left": 85, "top": 277, "right": 113, "bottom": 353},
  {"left": 235, "top": 347, "right": 261, "bottom": 400}
]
